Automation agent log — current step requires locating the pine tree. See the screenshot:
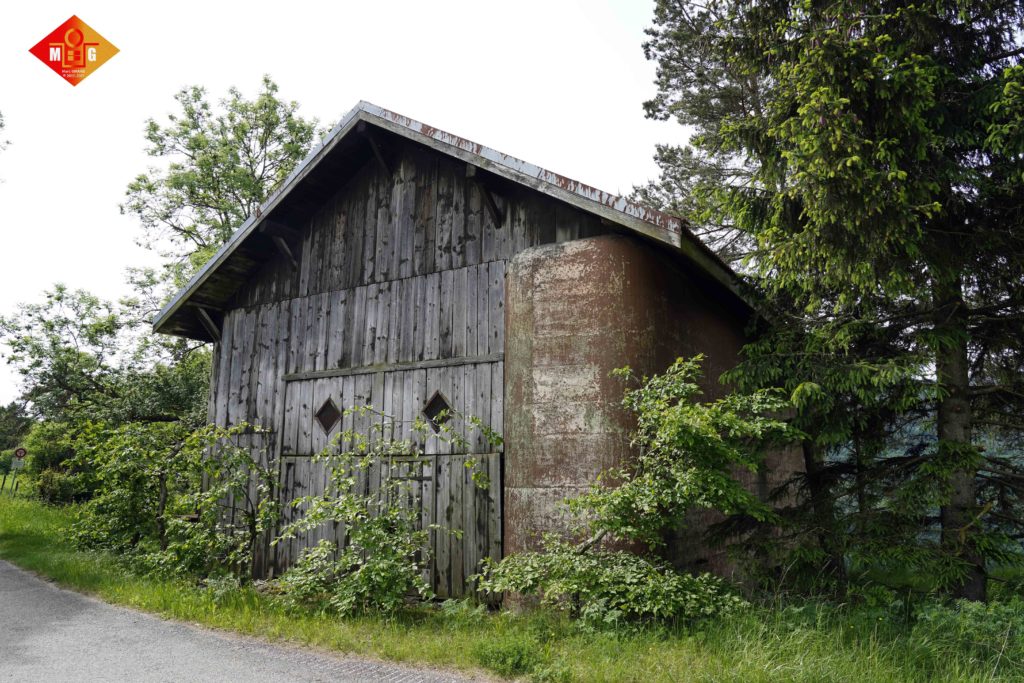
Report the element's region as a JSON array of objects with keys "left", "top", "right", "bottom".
[{"left": 643, "top": 1, "right": 1024, "bottom": 600}]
